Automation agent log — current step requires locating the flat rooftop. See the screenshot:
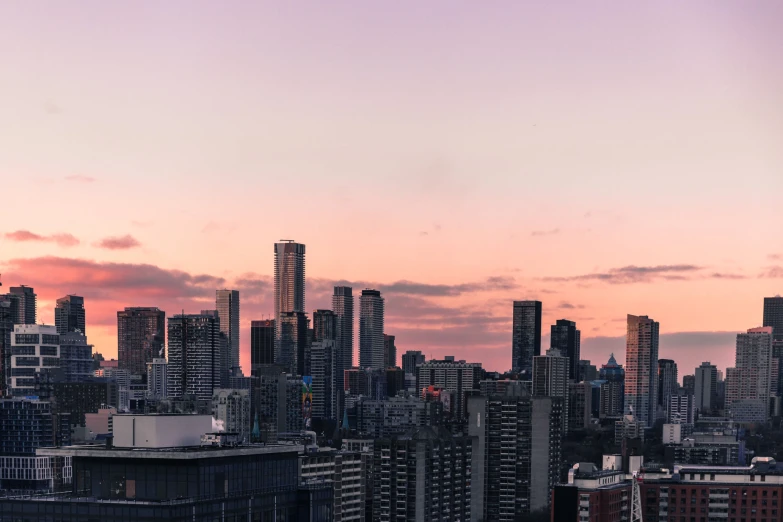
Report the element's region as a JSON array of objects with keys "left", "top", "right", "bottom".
[{"left": 38, "top": 442, "right": 303, "bottom": 460}]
